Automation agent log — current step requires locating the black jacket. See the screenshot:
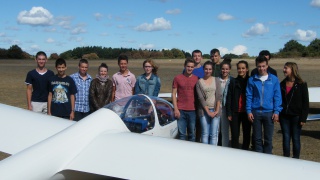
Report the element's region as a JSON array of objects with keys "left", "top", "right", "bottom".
[
  {"left": 280, "top": 80, "right": 309, "bottom": 123},
  {"left": 226, "top": 76, "right": 249, "bottom": 117}
]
